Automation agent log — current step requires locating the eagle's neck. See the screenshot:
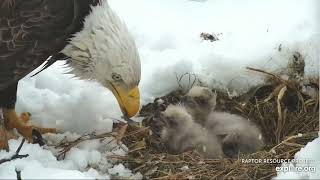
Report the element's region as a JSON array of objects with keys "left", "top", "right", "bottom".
[{"left": 61, "top": 1, "right": 138, "bottom": 82}]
